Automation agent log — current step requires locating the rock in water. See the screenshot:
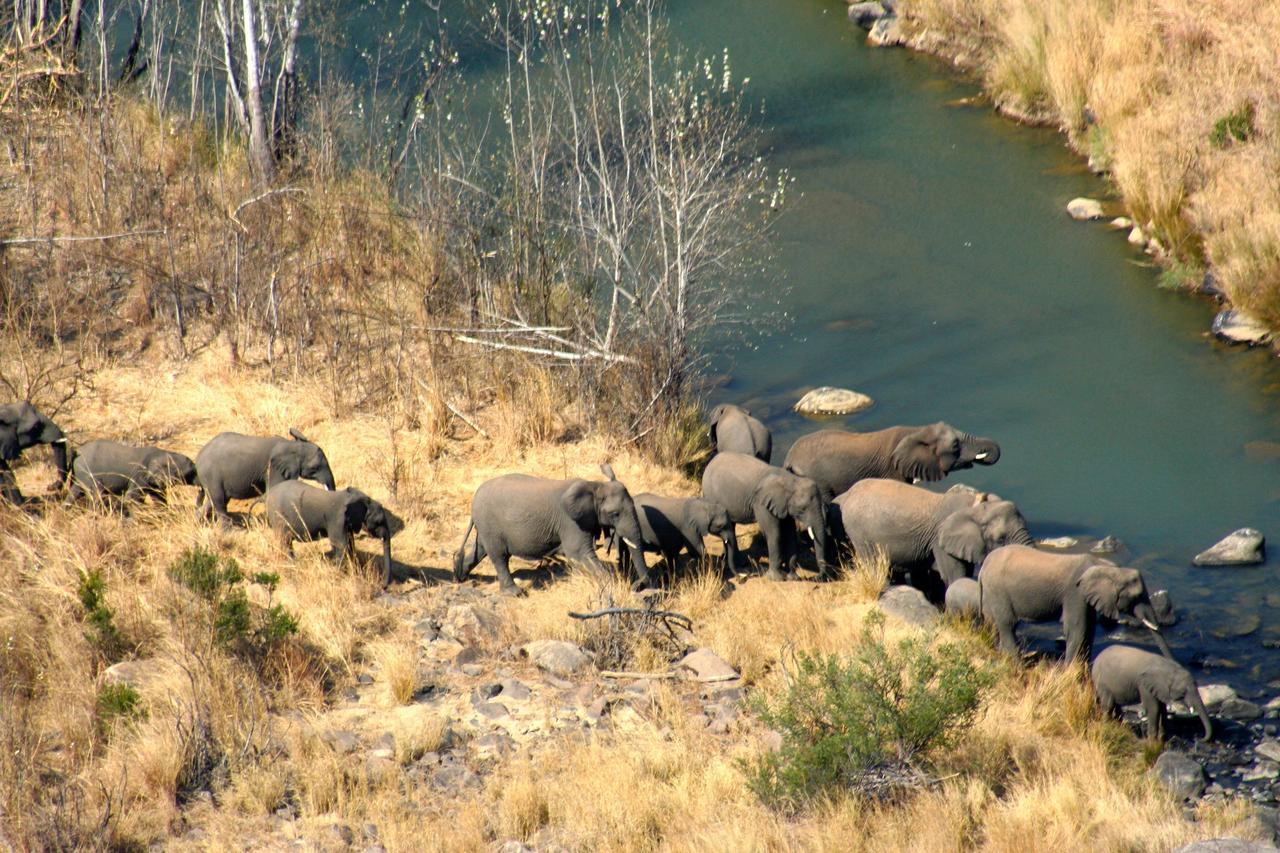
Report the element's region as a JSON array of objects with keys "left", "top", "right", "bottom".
[
  {"left": 1152, "top": 751, "right": 1206, "bottom": 800},
  {"left": 1128, "top": 226, "right": 1148, "bottom": 247},
  {"left": 1038, "top": 536, "right": 1078, "bottom": 549},
  {"left": 1067, "top": 197, "right": 1105, "bottom": 220},
  {"left": 1193, "top": 529, "right": 1265, "bottom": 566},
  {"left": 866, "top": 15, "right": 904, "bottom": 47},
  {"left": 847, "top": 1, "right": 887, "bottom": 27},
  {"left": 1212, "top": 309, "right": 1274, "bottom": 346},
  {"left": 794, "top": 387, "right": 874, "bottom": 416},
  {"left": 878, "top": 585, "right": 940, "bottom": 628}
]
